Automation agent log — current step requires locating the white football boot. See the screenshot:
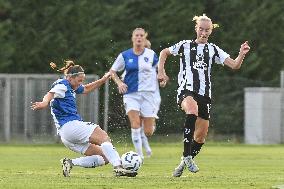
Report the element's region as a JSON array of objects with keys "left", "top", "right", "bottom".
[
  {"left": 173, "top": 156, "right": 199, "bottom": 177},
  {"left": 184, "top": 156, "right": 199, "bottom": 173},
  {"left": 173, "top": 157, "right": 186, "bottom": 177}
]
